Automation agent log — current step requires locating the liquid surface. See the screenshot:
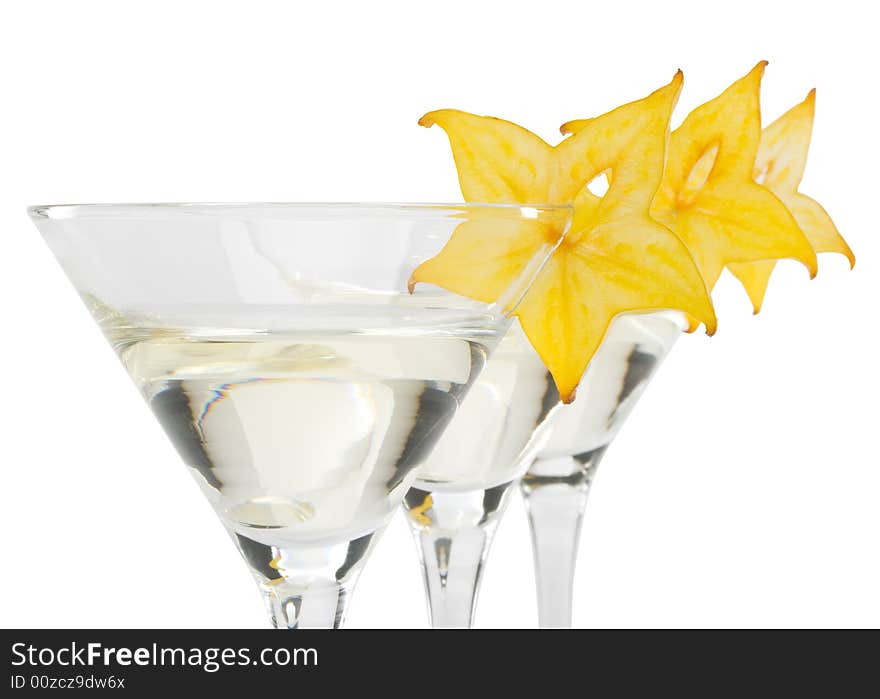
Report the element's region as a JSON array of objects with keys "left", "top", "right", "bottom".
[
  {"left": 414, "top": 323, "right": 558, "bottom": 491},
  {"left": 537, "top": 312, "right": 683, "bottom": 461},
  {"left": 110, "top": 323, "right": 495, "bottom": 546},
  {"left": 412, "top": 313, "right": 681, "bottom": 493}
]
